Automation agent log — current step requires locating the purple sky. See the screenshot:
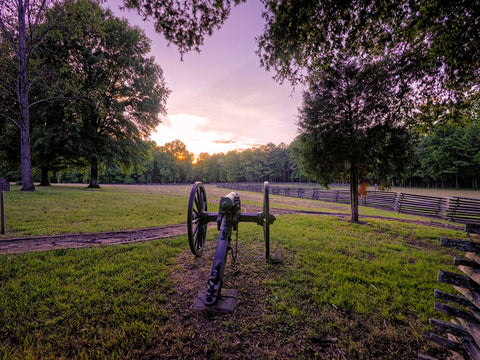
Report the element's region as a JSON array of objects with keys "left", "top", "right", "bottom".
[{"left": 106, "top": 0, "right": 302, "bottom": 157}]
